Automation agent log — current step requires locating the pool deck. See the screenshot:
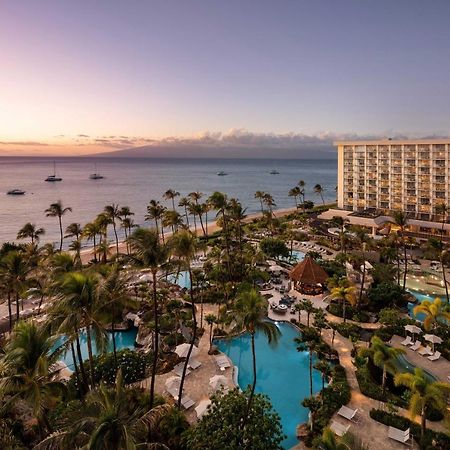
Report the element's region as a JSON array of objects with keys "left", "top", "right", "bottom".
[{"left": 390, "top": 334, "right": 450, "bottom": 382}]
